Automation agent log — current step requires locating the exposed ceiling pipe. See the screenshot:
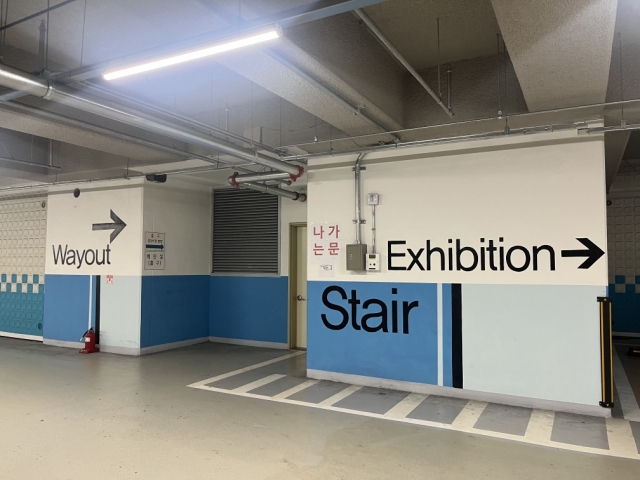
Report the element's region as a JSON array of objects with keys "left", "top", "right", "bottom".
[
  {"left": 354, "top": 152, "right": 366, "bottom": 244},
  {"left": 78, "top": 82, "right": 281, "bottom": 156},
  {"left": 0, "top": 63, "right": 303, "bottom": 178},
  {"left": 1, "top": 101, "right": 256, "bottom": 174},
  {"left": 0, "top": 162, "right": 302, "bottom": 194},
  {"left": 228, "top": 170, "right": 295, "bottom": 186},
  {"left": 354, "top": 8, "right": 454, "bottom": 118},
  {"left": 240, "top": 181, "right": 306, "bottom": 202},
  {"left": 284, "top": 123, "right": 584, "bottom": 160}
]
